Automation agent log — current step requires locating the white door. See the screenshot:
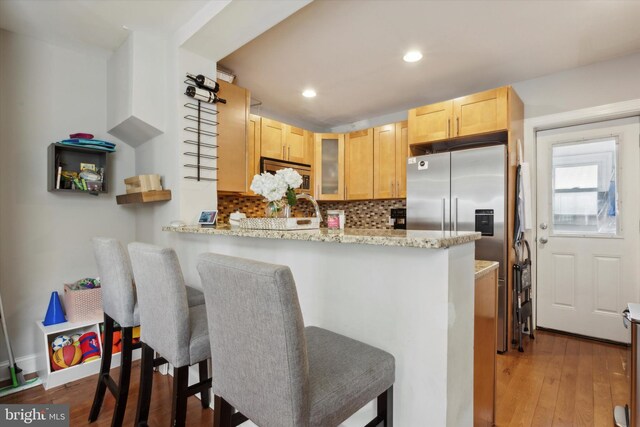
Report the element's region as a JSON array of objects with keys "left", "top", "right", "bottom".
[{"left": 536, "top": 116, "right": 640, "bottom": 343}]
